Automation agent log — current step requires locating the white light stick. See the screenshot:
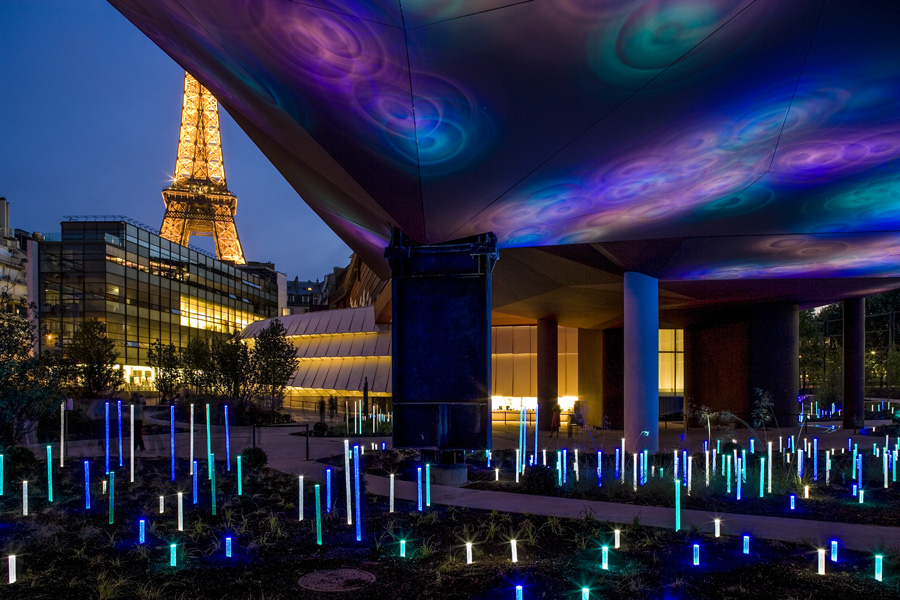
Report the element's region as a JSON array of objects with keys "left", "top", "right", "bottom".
[
  {"left": 621, "top": 439, "right": 625, "bottom": 485},
  {"left": 767, "top": 442, "right": 773, "bottom": 493},
  {"left": 299, "top": 476, "right": 304, "bottom": 521},
  {"left": 60, "top": 401, "right": 65, "bottom": 467},
  {"left": 714, "top": 518, "right": 720, "bottom": 538},
  {"left": 510, "top": 539, "right": 518, "bottom": 563},
  {"left": 466, "top": 542, "right": 473, "bottom": 564},
  {"left": 818, "top": 548, "right": 825, "bottom": 575},
  {"left": 190, "top": 404, "right": 194, "bottom": 475},
  {"left": 344, "top": 440, "right": 352, "bottom": 525},
  {"left": 614, "top": 529, "right": 621, "bottom": 548},
  {"left": 7, "top": 555, "right": 15, "bottom": 584},
  {"left": 389, "top": 473, "right": 395, "bottom": 513},
  {"left": 129, "top": 405, "right": 135, "bottom": 483},
  {"left": 22, "top": 482, "right": 27, "bottom": 516},
  {"left": 177, "top": 492, "right": 183, "bottom": 531},
  {"left": 159, "top": 495, "right": 165, "bottom": 514},
  {"left": 688, "top": 456, "right": 693, "bottom": 496},
  {"left": 705, "top": 451, "right": 710, "bottom": 487}
]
